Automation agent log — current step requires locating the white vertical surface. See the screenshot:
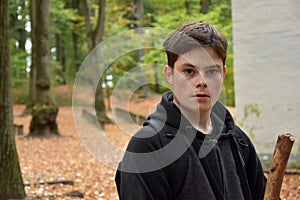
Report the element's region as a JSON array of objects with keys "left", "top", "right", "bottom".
[{"left": 232, "top": 0, "right": 300, "bottom": 153}]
